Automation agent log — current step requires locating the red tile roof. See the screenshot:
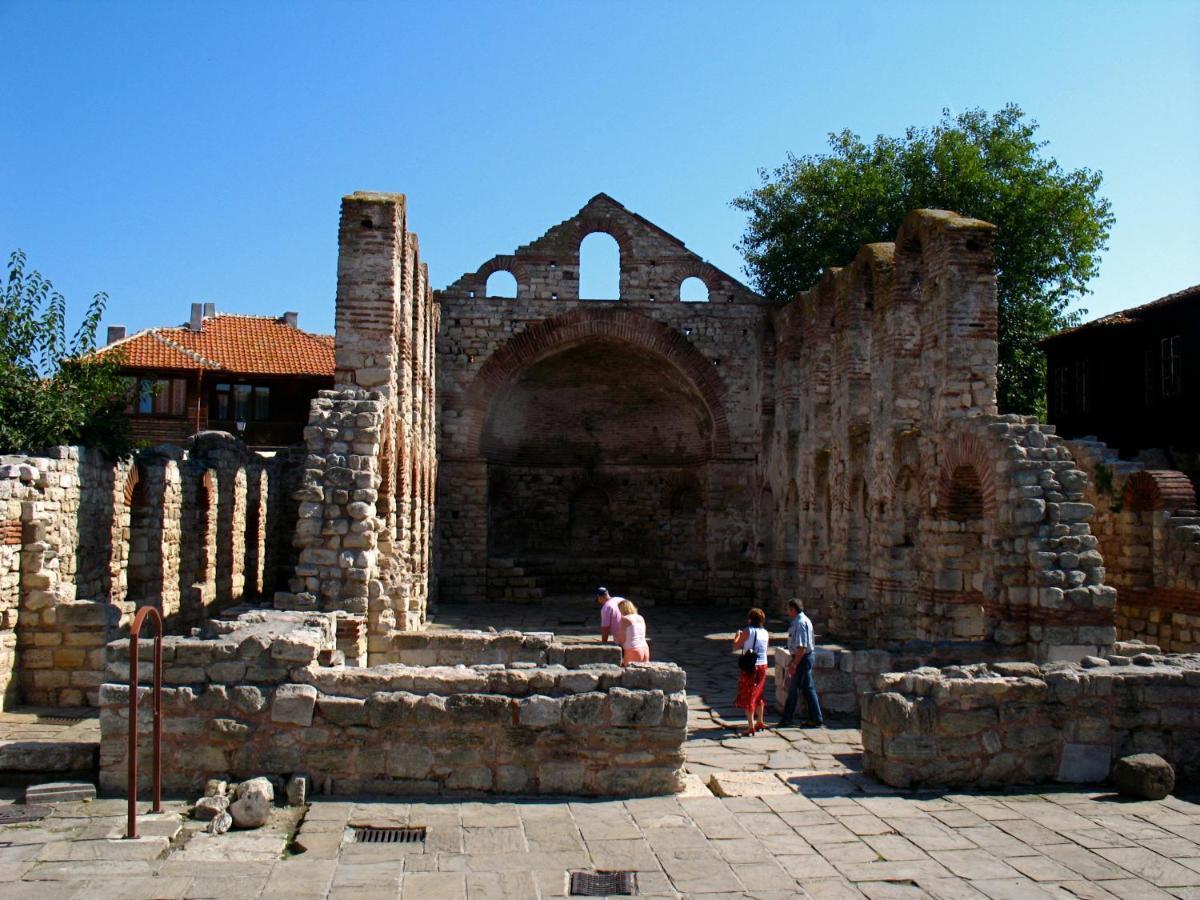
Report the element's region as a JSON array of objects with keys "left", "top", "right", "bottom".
[
  {"left": 97, "top": 315, "right": 334, "bottom": 376},
  {"left": 1041, "top": 283, "right": 1200, "bottom": 345}
]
